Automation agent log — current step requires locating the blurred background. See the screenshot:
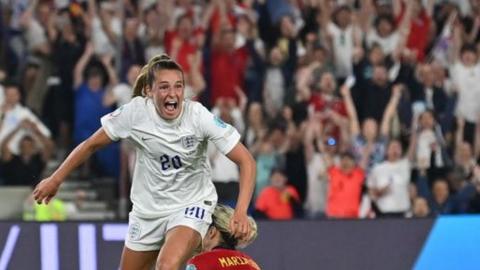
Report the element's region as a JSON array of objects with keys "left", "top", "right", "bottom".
[{"left": 1, "top": 0, "right": 480, "bottom": 268}]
